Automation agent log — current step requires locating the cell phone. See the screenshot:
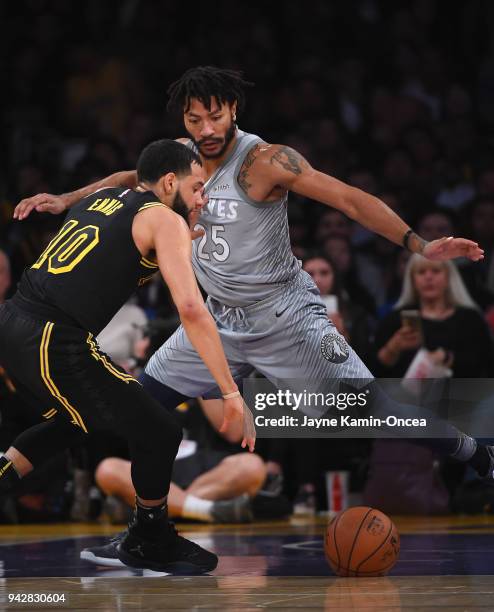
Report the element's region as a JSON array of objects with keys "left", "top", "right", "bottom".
[
  {"left": 400, "top": 309, "right": 423, "bottom": 334},
  {"left": 322, "top": 295, "right": 338, "bottom": 314}
]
